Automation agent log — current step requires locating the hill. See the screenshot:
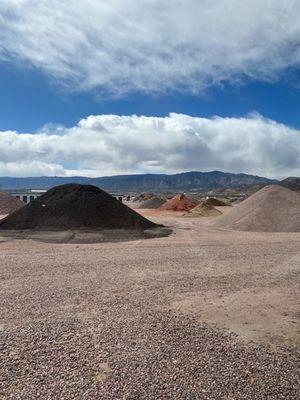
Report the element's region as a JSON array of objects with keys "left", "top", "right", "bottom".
[{"left": 0, "top": 171, "right": 277, "bottom": 192}]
